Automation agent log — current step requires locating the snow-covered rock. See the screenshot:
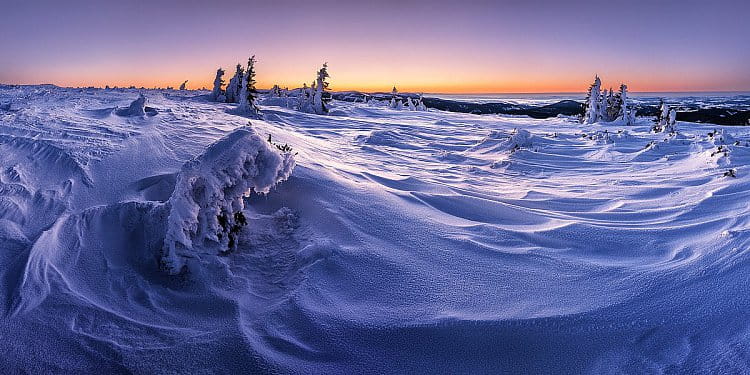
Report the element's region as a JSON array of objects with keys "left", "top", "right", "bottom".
[{"left": 115, "top": 94, "right": 146, "bottom": 116}]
